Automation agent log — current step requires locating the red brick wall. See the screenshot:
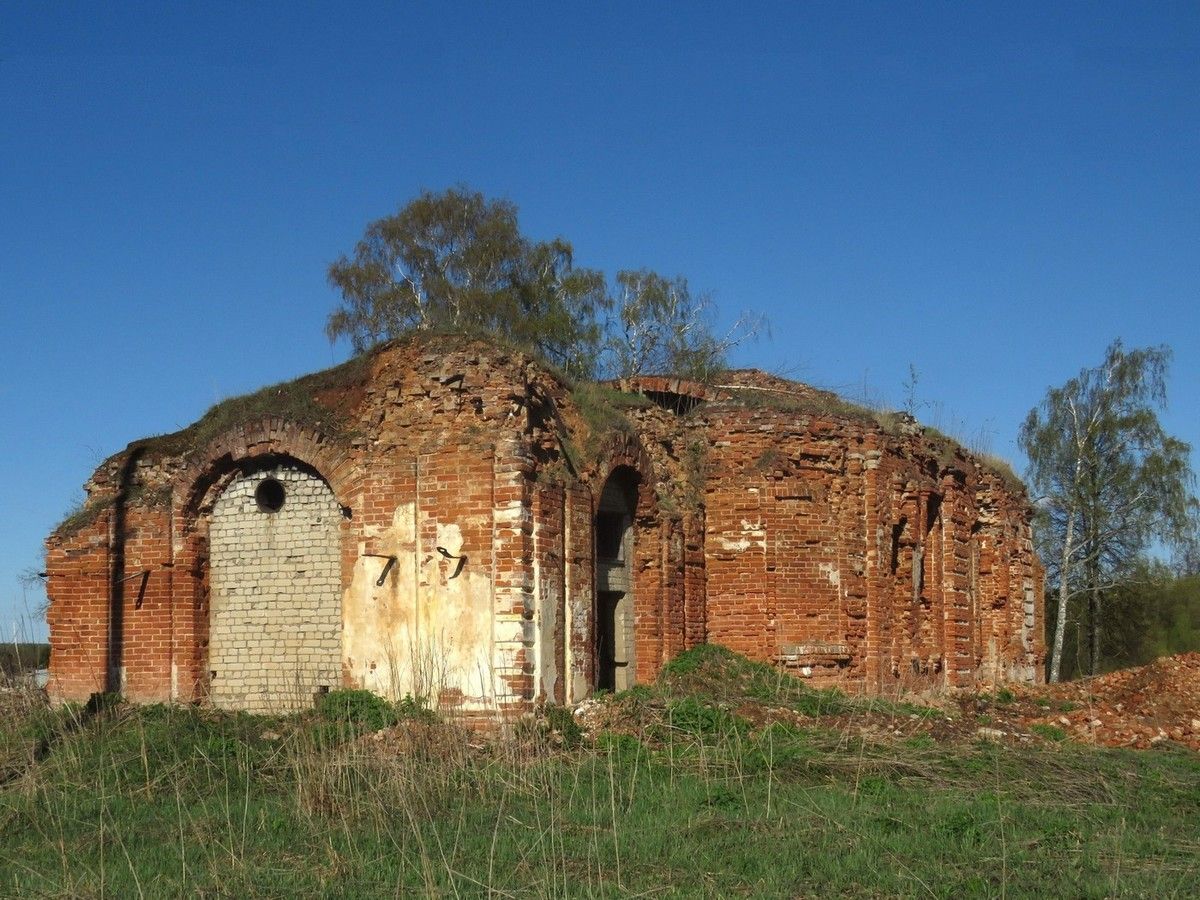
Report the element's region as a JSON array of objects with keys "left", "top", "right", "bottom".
[
  {"left": 45, "top": 513, "right": 111, "bottom": 700},
  {"left": 702, "top": 410, "right": 870, "bottom": 682},
  {"left": 117, "top": 504, "right": 174, "bottom": 702},
  {"left": 563, "top": 481, "right": 595, "bottom": 702},
  {"left": 533, "top": 482, "right": 565, "bottom": 704},
  {"left": 695, "top": 401, "right": 1041, "bottom": 692},
  {"left": 46, "top": 337, "right": 1043, "bottom": 709}
]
